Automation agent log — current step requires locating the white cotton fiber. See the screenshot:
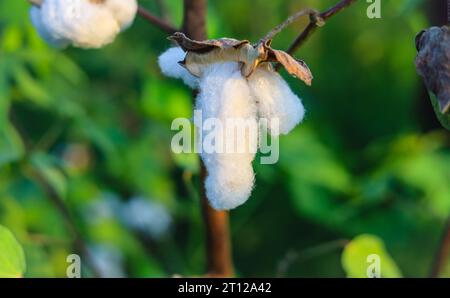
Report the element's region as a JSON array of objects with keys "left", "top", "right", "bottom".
[
  {"left": 248, "top": 66, "right": 305, "bottom": 136},
  {"left": 196, "top": 62, "right": 258, "bottom": 210},
  {"left": 104, "top": 0, "right": 138, "bottom": 30},
  {"left": 31, "top": 0, "right": 138, "bottom": 49},
  {"left": 158, "top": 47, "right": 199, "bottom": 89},
  {"left": 30, "top": 6, "right": 69, "bottom": 48},
  {"left": 41, "top": 0, "right": 120, "bottom": 48}
]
